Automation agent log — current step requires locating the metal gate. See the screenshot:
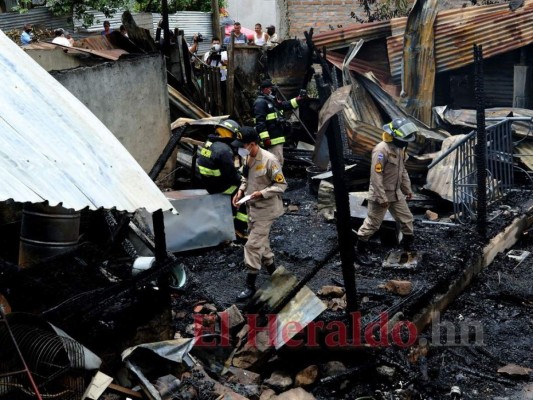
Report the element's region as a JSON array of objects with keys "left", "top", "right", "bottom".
[{"left": 452, "top": 119, "right": 514, "bottom": 223}]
